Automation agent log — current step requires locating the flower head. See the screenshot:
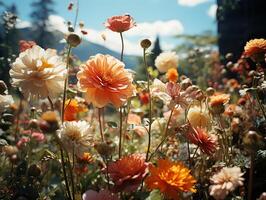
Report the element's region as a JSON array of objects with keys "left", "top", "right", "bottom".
[
  {"left": 82, "top": 189, "right": 118, "bottom": 200},
  {"left": 19, "top": 40, "right": 36, "bottom": 52},
  {"left": 57, "top": 121, "right": 93, "bottom": 156},
  {"left": 155, "top": 51, "right": 178, "bottom": 73},
  {"left": 64, "top": 98, "right": 88, "bottom": 121},
  {"left": 145, "top": 159, "right": 196, "bottom": 200},
  {"left": 244, "top": 38, "right": 266, "bottom": 58},
  {"left": 209, "top": 167, "right": 244, "bottom": 200},
  {"left": 10, "top": 45, "right": 67, "bottom": 99},
  {"left": 107, "top": 154, "right": 149, "bottom": 192},
  {"left": 187, "top": 127, "right": 218, "bottom": 155},
  {"left": 77, "top": 54, "right": 134, "bottom": 108},
  {"left": 105, "top": 14, "right": 136, "bottom": 33},
  {"left": 187, "top": 105, "right": 210, "bottom": 128},
  {"left": 209, "top": 93, "right": 230, "bottom": 107},
  {"left": 166, "top": 68, "right": 179, "bottom": 82}
]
